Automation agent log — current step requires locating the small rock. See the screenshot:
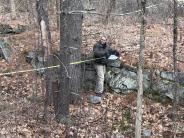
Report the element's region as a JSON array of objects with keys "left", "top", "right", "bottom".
[
  {"left": 142, "top": 128, "right": 152, "bottom": 137},
  {"left": 0, "top": 39, "right": 12, "bottom": 62},
  {"left": 89, "top": 95, "right": 102, "bottom": 104}
]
